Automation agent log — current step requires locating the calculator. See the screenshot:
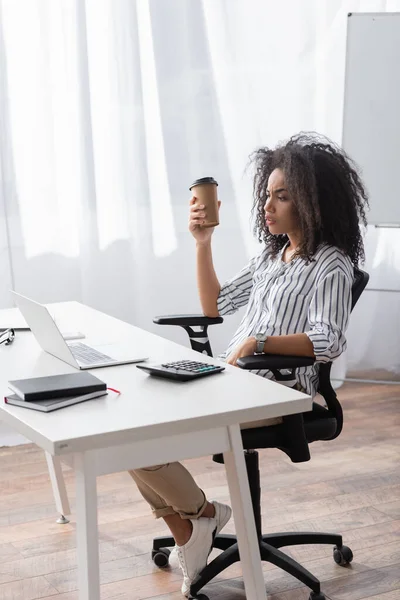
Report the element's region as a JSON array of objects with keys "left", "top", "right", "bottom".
[{"left": 136, "top": 359, "right": 225, "bottom": 381}]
